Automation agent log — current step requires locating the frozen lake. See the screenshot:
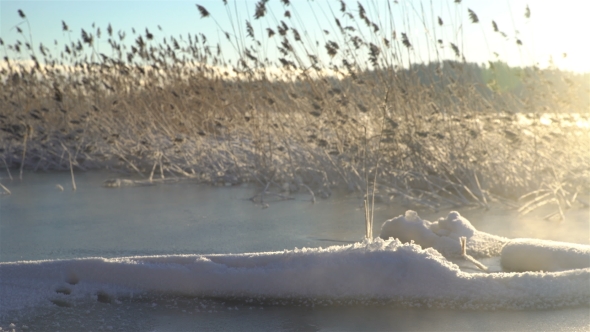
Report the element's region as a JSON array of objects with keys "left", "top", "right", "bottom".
[{"left": 0, "top": 171, "right": 589, "bottom": 331}]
